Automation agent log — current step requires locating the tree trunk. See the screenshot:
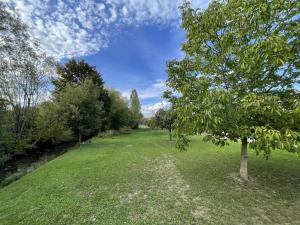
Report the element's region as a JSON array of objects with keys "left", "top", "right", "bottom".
[
  {"left": 240, "top": 137, "right": 248, "bottom": 180},
  {"left": 78, "top": 133, "right": 82, "bottom": 145},
  {"left": 168, "top": 129, "right": 172, "bottom": 141}
]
